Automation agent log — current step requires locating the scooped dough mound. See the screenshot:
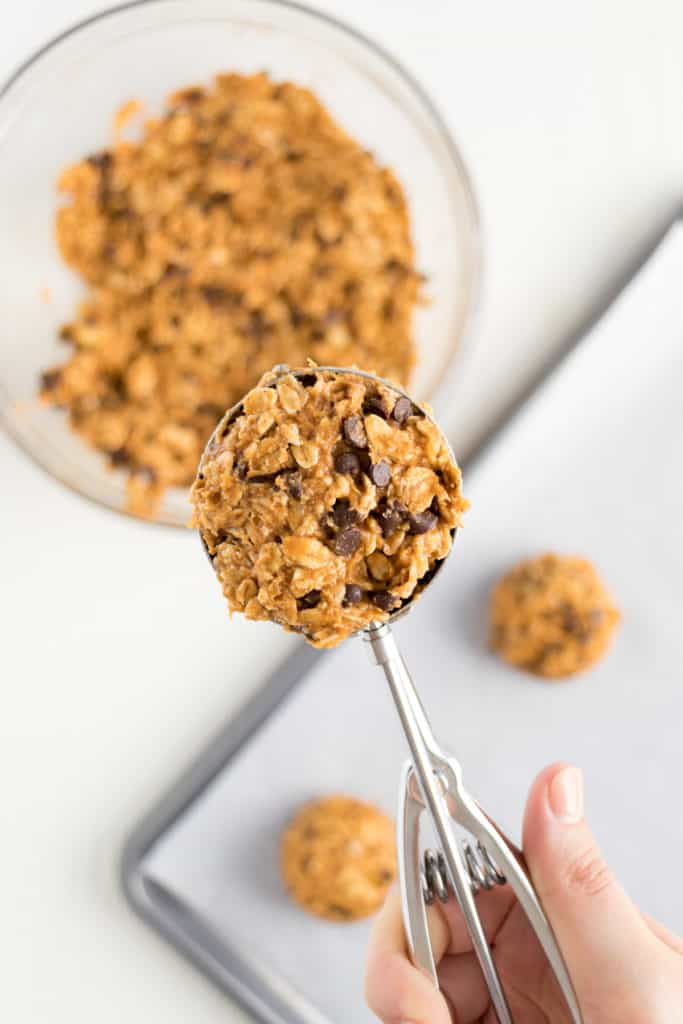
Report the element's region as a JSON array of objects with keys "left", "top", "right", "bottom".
[
  {"left": 490, "top": 553, "right": 620, "bottom": 678},
  {"left": 280, "top": 795, "right": 396, "bottom": 922},
  {"left": 191, "top": 367, "right": 466, "bottom": 647}
]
